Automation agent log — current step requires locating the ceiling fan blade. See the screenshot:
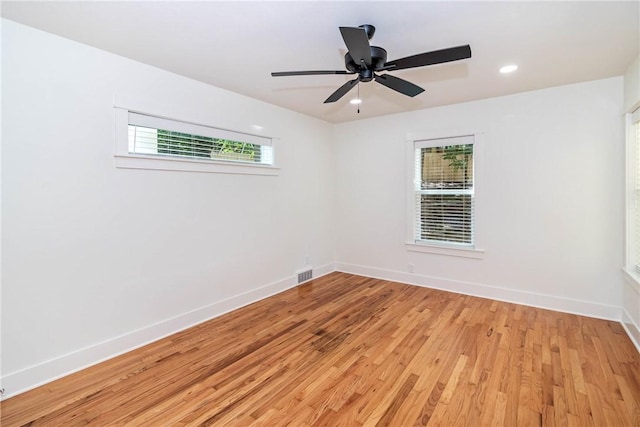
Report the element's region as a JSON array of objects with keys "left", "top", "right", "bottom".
[
  {"left": 324, "top": 77, "right": 360, "bottom": 103},
  {"left": 271, "top": 70, "right": 354, "bottom": 77},
  {"left": 339, "top": 26, "right": 372, "bottom": 67},
  {"left": 374, "top": 74, "right": 424, "bottom": 97},
  {"left": 384, "top": 45, "right": 471, "bottom": 71}
]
